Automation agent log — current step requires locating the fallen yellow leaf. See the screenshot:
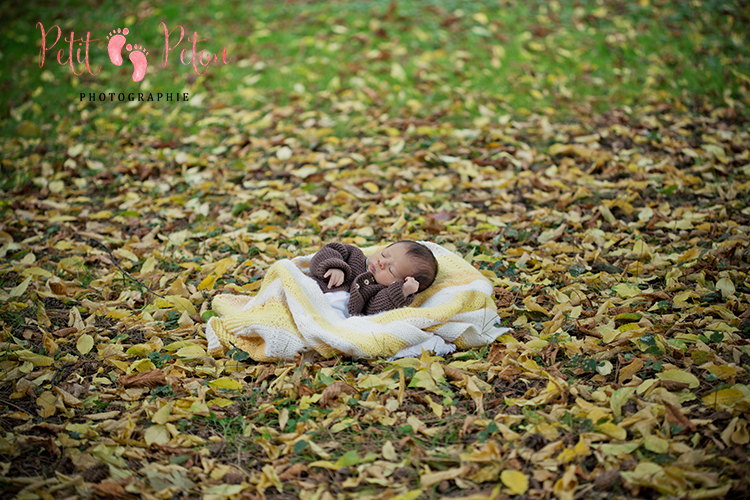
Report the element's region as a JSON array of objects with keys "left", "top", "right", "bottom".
[
  {"left": 208, "top": 377, "right": 243, "bottom": 391},
  {"left": 420, "top": 466, "right": 465, "bottom": 488},
  {"left": 501, "top": 470, "right": 529, "bottom": 495},
  {"left": 77, "top": 333, "right": 94, "bottom": 355},
  {"left": 382, "top": 440, "right": 398, "bottom": 461},
  {"left": 657, "top": 369, "right": 700, "bottom": 389},
  {"left": 144, "top": 424, "right": 171, "bottom": 446},
  {"left": 15, "top": 349, "right": 54, "bottom": 367},
  {"left": 703, "top": 388, "right": 744, "bottom": 409},
  {"left": 151, "top": 402, "right": 173, "bottom": 425}
]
